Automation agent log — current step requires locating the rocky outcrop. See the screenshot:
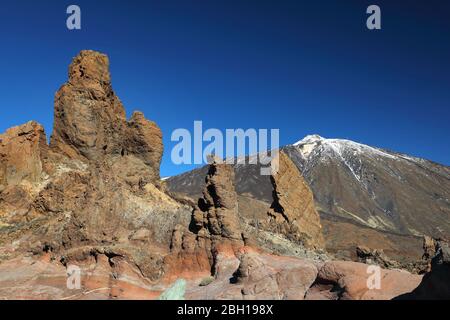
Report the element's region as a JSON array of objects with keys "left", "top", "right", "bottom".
[
  {"left": 356, "top": 245, "right": 399, "bottom": 269},
  {"left": 166, "top": 161, "right": 245, "bottom": 280},
  {"left": 307, "top": 260, "right": 422, "bottom": 300},
  {"left": 164, "top": 225, "right": 213, "bottom": 281},
  {"left": 0, "top": 252, "right": 162, "bottom": 300},
  {"left": 396, "top": 240, "right": 450, "bottom": 299},
  {"left": 265, "top": 151, "right": 324, "bottom": 249},
  {"left": 0, "top": 122, "right": 50, "bottom": 223},
  {"left": 422, "top": 235, "right": 436, "bottom": 261},
  {"left": 0, "top": 121, "right": 48, "bottom": 189},
  {"left": 22, "top": 51, "right": 186, "bottom": 256},
  {"left": 192, "top": 161, "right": 243, "bottom": 242},
  {"left": 0, "top": 51, "right": 191, "bottom": 293},
  {"left": 50, "top": 50, "right": 163, "bottom": 184},
  {"left": 232, "top": 252, "right": 319, "bottom": 300}
]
